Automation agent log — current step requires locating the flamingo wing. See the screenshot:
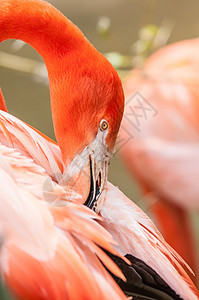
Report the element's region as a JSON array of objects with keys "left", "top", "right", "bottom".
[
  {"left": 106, "top": 252, "right": 182, "bottom": 299},
  {"left": 0, "top": 110, "right": 64, "bottom": 182},
  {"left": 100, "top": 183, "right": 199, "bottom": 300},
  {"left": 0, "top": 114, "right": 126, "bottom": 300},
  {"left": 1, "top": 110, "right": 198, "bottom": 299}
]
